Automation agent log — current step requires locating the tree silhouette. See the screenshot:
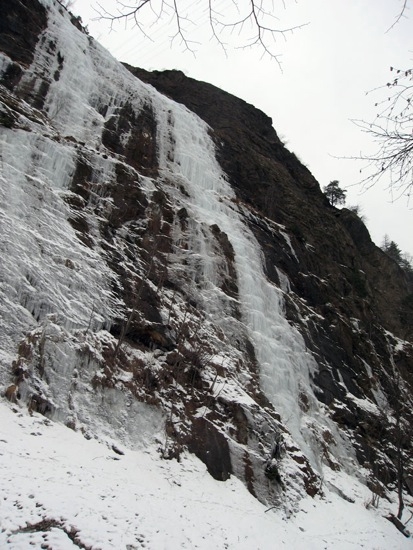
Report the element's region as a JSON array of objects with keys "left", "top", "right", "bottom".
[
  {"left": 323, "top": 180, "right": 347, "bottom": 207},
  {"left": 381, "top": 235, "right": 413, "bottom": 276}
]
